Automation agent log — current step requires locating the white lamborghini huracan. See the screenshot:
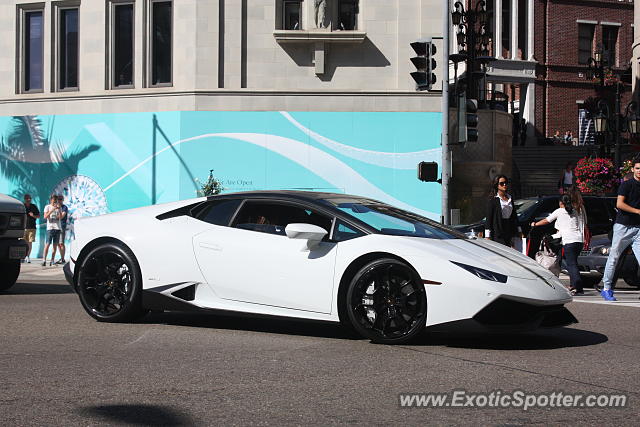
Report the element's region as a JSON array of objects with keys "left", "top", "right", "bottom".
[{"left": 64, "top": 191, "right": 576, "bottom": 344}]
